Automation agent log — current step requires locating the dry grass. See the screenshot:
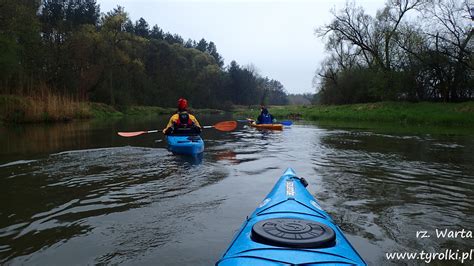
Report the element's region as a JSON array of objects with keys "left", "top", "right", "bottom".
[{"left": 0, "top": 88, "right": 92, "bottom": 123}]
